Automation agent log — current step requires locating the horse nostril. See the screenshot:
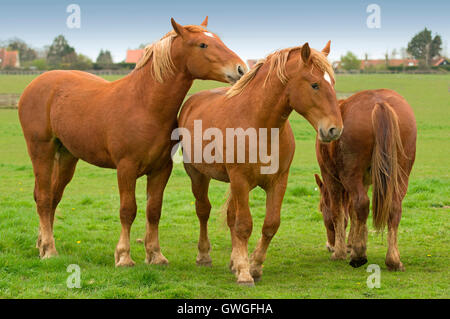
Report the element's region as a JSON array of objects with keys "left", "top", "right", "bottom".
[
  {"left": 328, "top": 127, "right": 339, "bottom": 139},
  {"left": 237, "top": 65, "right": 244, "bottom": 76}
]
